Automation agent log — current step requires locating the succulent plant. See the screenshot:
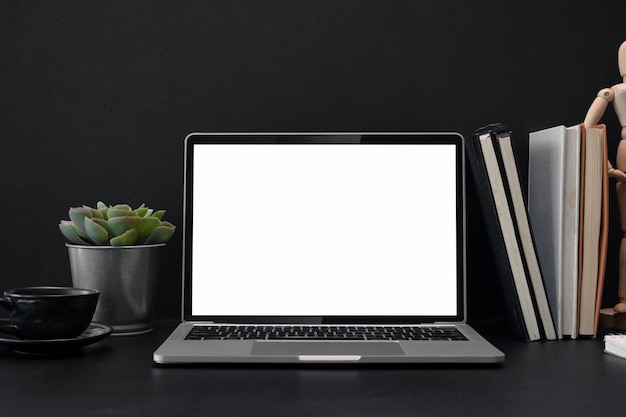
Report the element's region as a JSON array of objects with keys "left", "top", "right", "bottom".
[{"left": 59, "top": 201, "right": 176, "bottom": 246}]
